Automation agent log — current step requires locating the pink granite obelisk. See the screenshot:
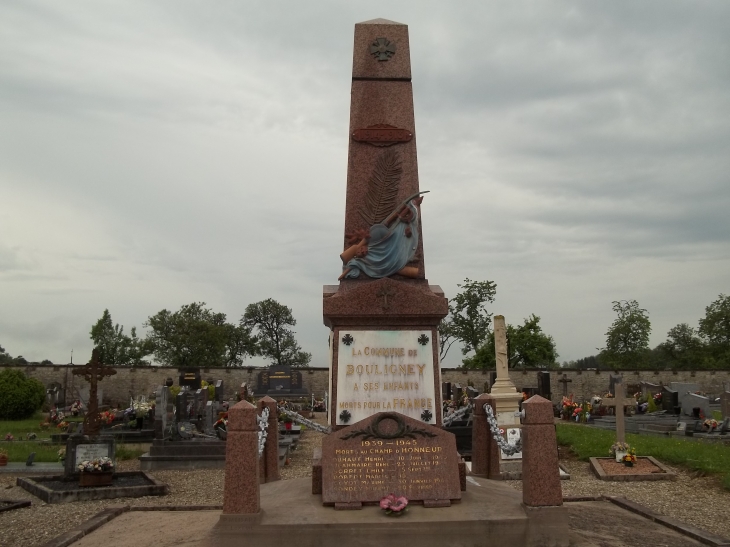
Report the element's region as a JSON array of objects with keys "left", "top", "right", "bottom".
[
  {"left": 323, "top": 19, "right": 448, "bottom": 430},
  {"left": 522, "top": 395, "right": 563, "bottom": 507}
]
